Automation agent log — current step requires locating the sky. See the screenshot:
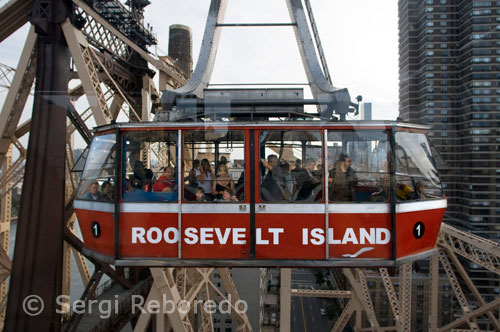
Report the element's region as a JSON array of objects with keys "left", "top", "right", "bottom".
[
  {"left": 145, "top": 0, "right": 400, "bottom": 120},
  {"left": 0, "top": 0, "right": 399, "bottom": 129}
]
